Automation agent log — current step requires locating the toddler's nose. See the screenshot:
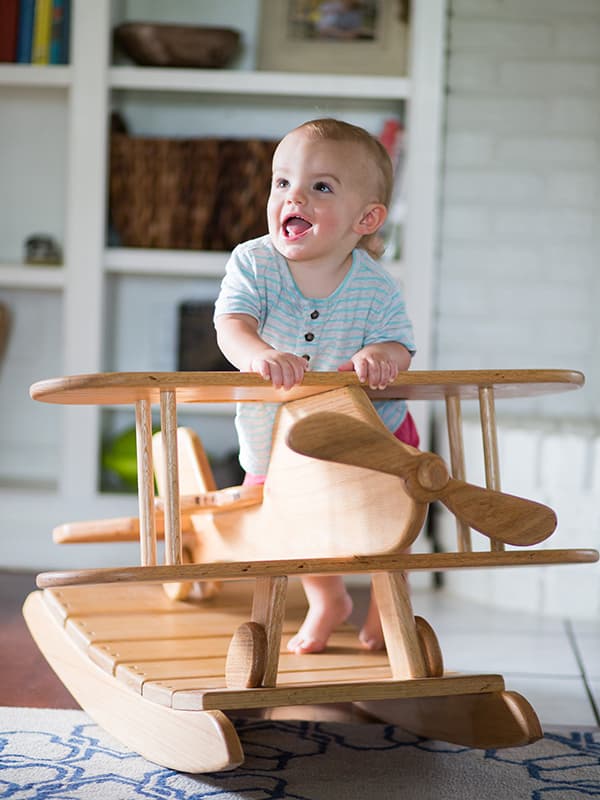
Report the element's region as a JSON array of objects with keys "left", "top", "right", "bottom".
[{"left": 287, "top": 186, "right": 306, "bottom": 205}]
